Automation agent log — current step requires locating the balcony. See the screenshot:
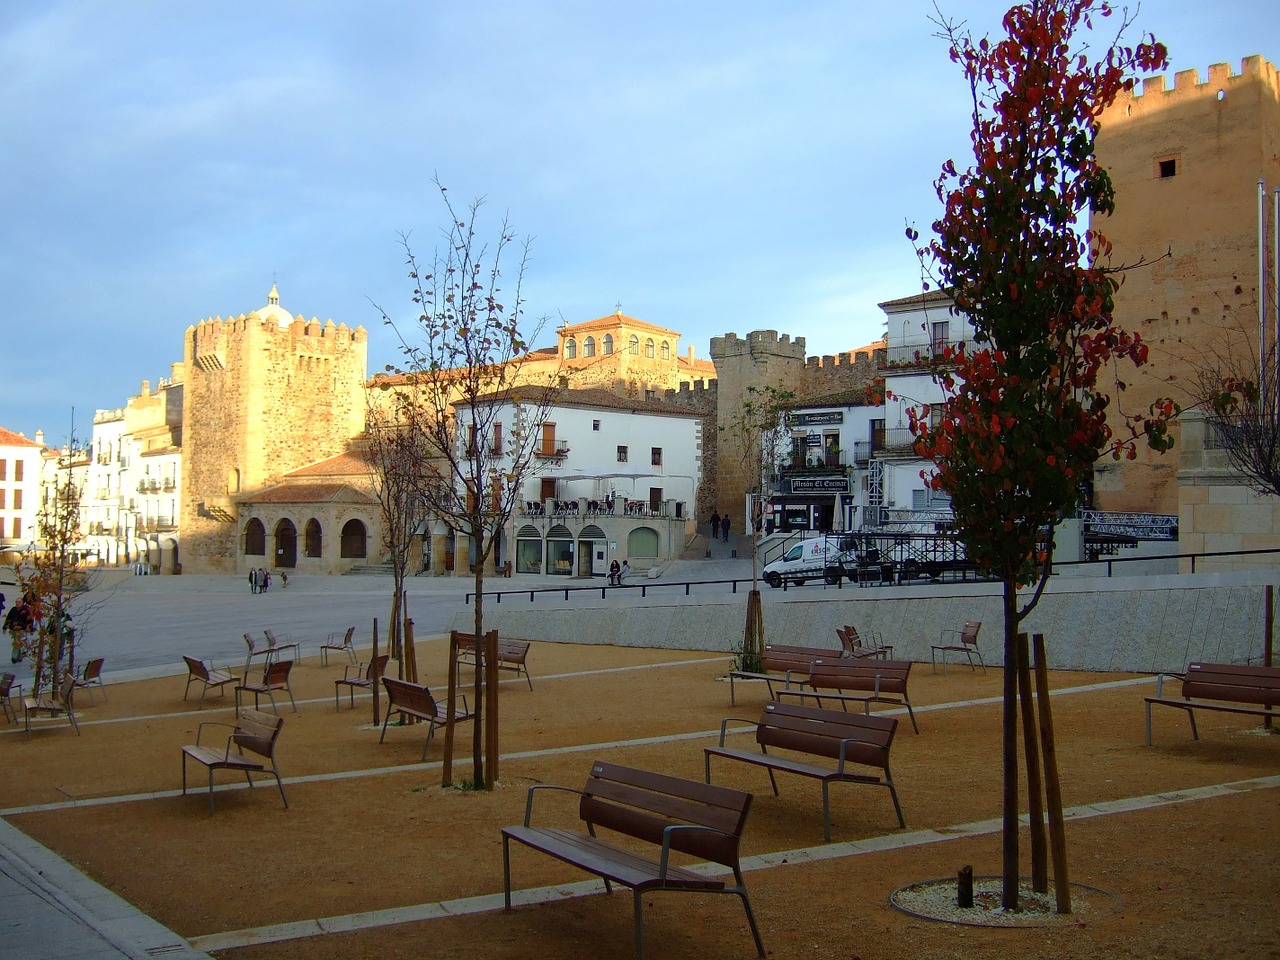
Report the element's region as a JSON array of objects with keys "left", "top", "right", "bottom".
[
  {"left": 880, "top": 339, "right": 967, "bottom": 370},
  {"left": 533, "top": 440, "right": 570, "bottom": 461},
  {"left": 871, "top": 427, "right": 919, "bottom": 457},
  {"left": 162, "top": 479, "right": 176, "bottom": 492}
]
